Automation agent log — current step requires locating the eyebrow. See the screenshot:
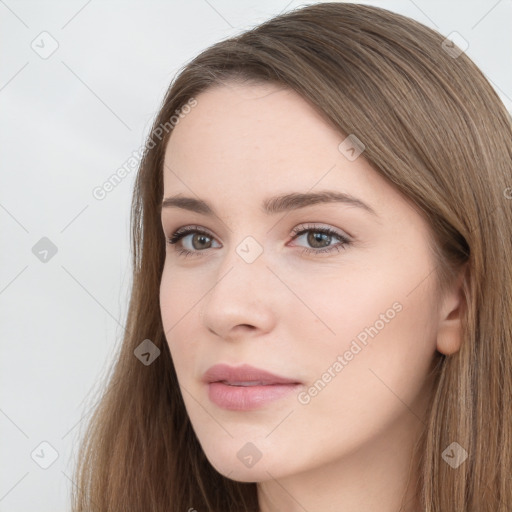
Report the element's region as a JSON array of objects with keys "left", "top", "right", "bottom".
[{"left": 161, "top": 190, "right": 377, "bottom": 217}]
